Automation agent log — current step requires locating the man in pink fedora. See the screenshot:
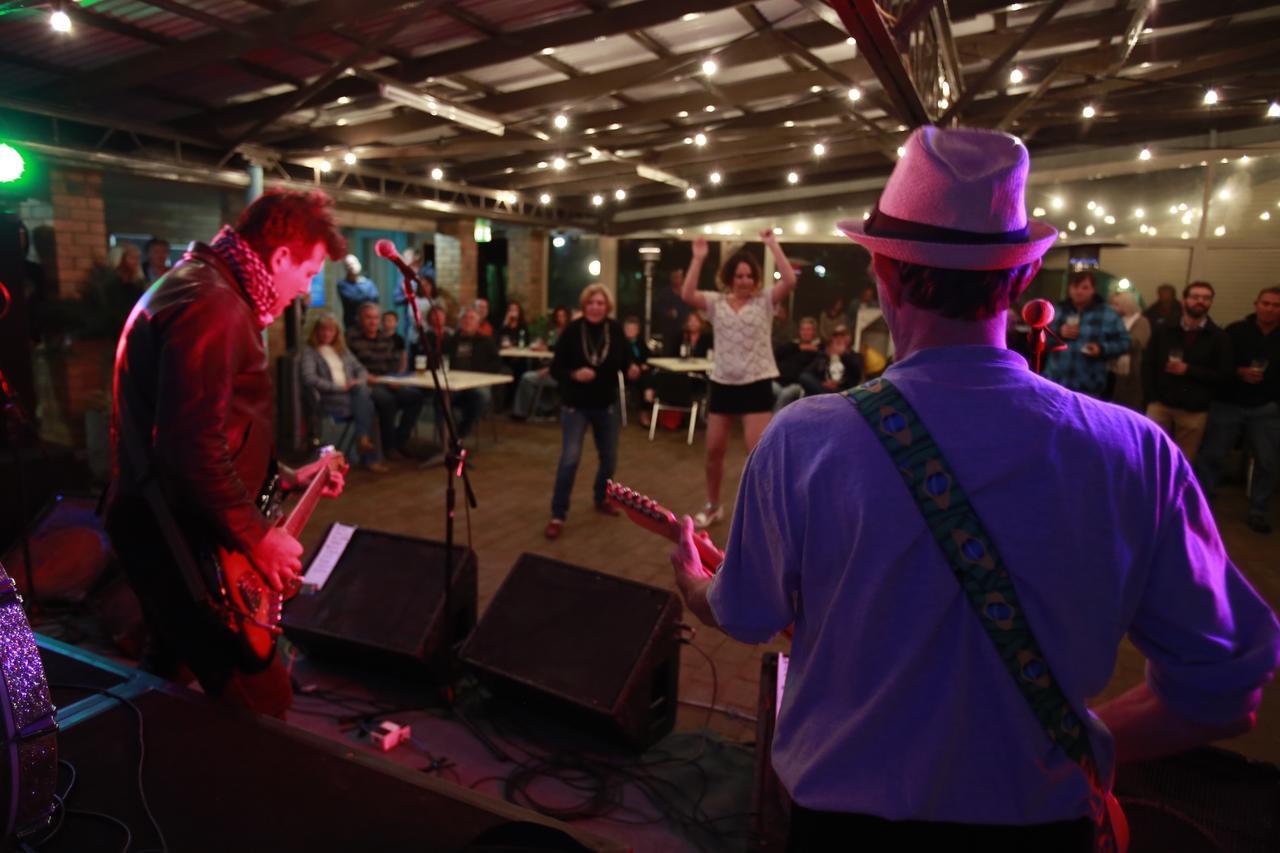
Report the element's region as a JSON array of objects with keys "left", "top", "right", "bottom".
[{"left": 670, "top": 126, "right": 1278, "bottom": 849}]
